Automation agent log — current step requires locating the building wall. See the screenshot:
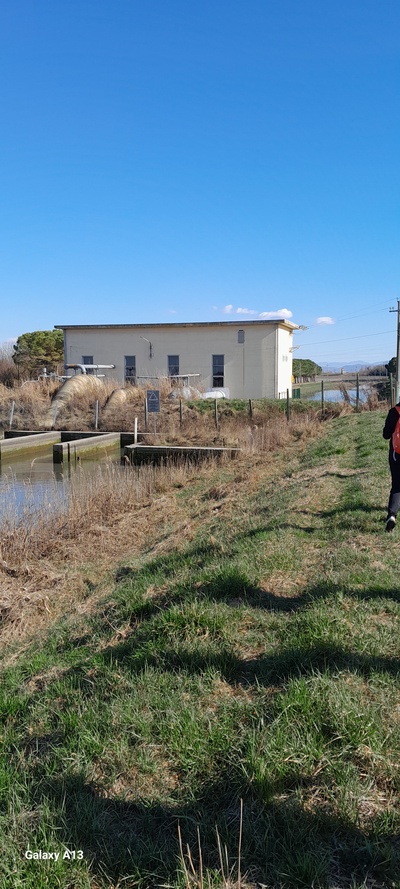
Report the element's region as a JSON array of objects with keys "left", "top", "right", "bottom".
[
  {"left": 61, "top": 323, "right": 293, "bottom": 399},
  {"left": 276, "top": 327, "right": 293, "bottom": 397}
]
